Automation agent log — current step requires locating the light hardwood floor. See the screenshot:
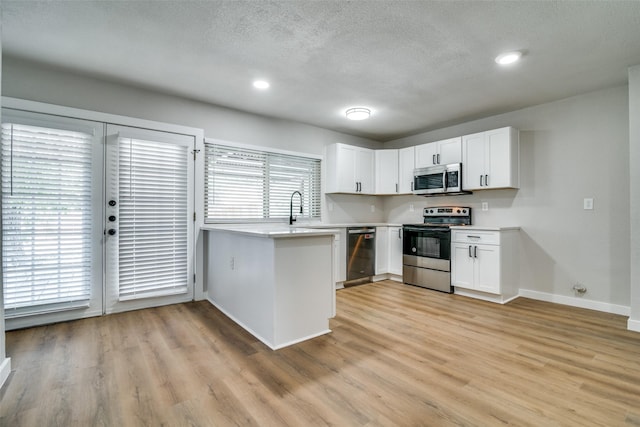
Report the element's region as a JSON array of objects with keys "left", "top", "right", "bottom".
[{"left": 2, "top": 280, "right": 640, "bottom": 426}]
